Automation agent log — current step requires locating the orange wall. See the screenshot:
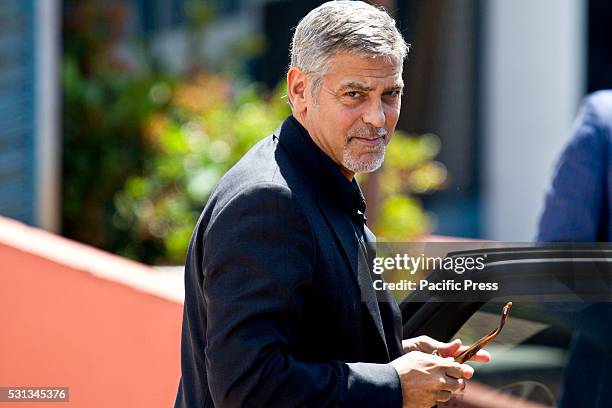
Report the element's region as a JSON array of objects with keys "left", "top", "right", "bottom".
[{"left": 0, "top": 217, "right": 183, "bottom": 407}]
